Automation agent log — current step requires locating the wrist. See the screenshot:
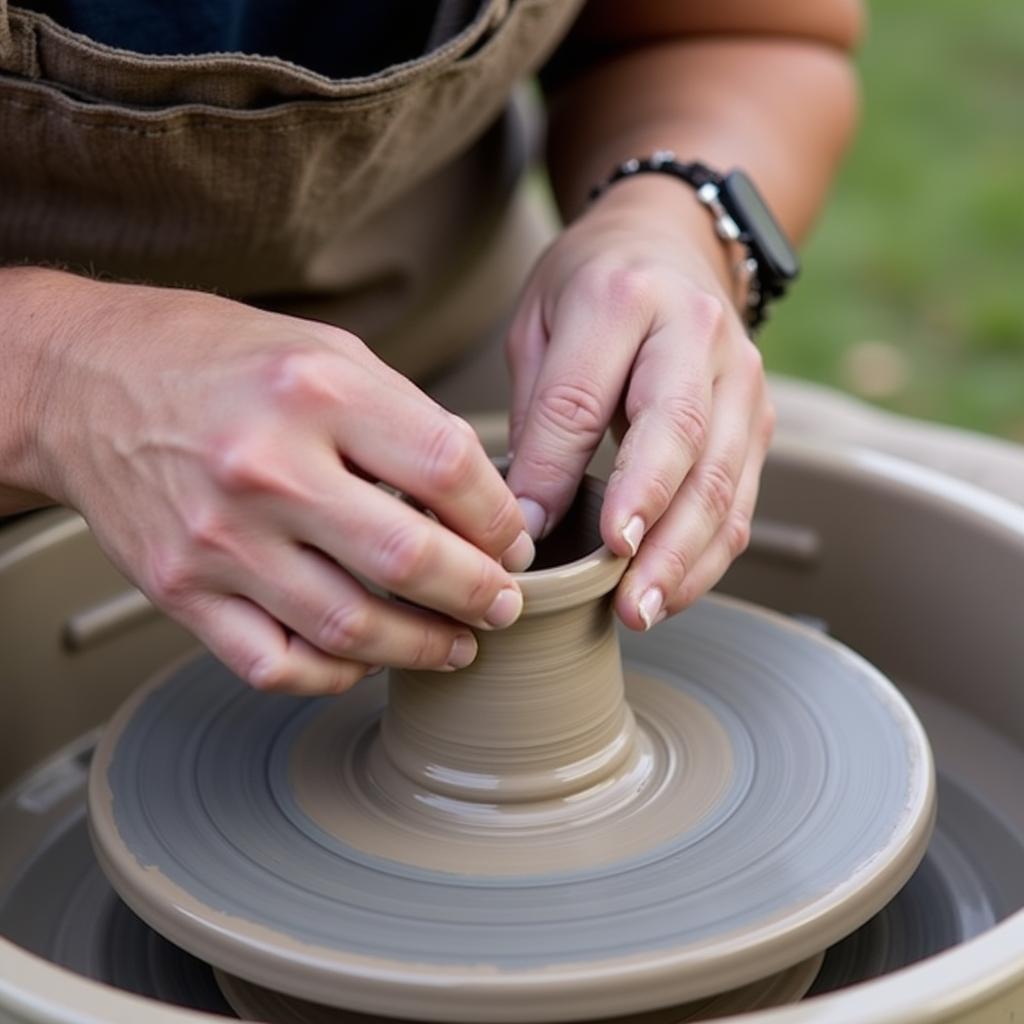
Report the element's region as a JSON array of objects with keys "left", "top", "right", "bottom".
[
  {"left": 587, "top": 153, "right": 801, "bottom": 332},
  {"left": 0, "top": 267, "right": 105, "bottom": 509},
  {"left": 583, "top": 174, "right": 747, "bottom": 310}
]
